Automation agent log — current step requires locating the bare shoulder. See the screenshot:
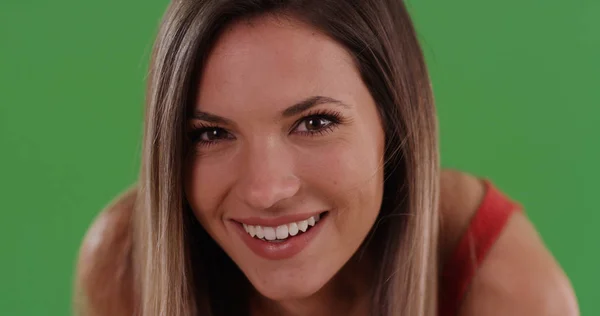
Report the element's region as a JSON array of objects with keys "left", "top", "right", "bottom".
[
  {"left": 439, "top": 169, "right": 487, "bottom": 261},
  {"left": 438, "top": 169, "right": 579, "bottom": 315},
  {"left": 459, "top": 212, "right": 579, "bottom": 315},
  {"left": 74, "top": 186, "right": 137, "bottom": 316}
]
